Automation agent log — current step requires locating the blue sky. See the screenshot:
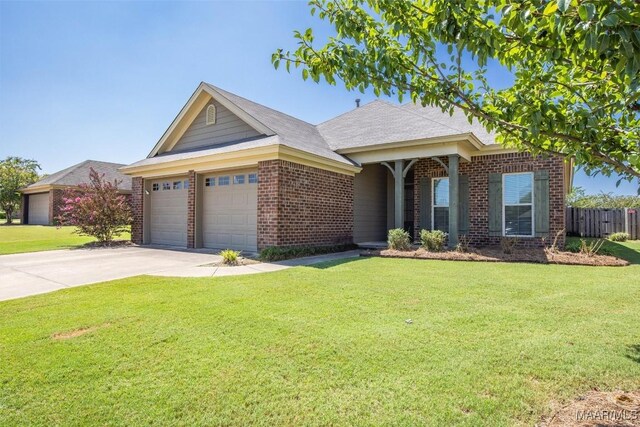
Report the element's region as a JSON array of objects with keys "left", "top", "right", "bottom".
[{"left": 1, "top": 0, "right": 637, "bottom": 195}]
